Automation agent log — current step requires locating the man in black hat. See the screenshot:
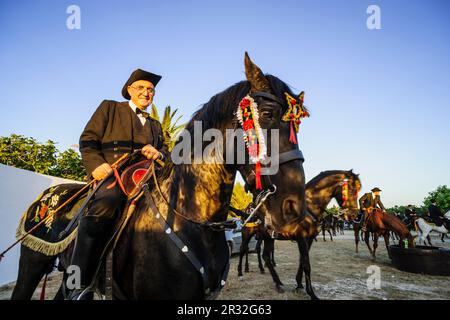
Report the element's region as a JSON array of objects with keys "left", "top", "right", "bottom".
[
  {"left": 69, "top": 69, "right": 170, "bottom": 299},
  {"left": 359, "top": 187, "right": 386, "bottom": 232}
]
